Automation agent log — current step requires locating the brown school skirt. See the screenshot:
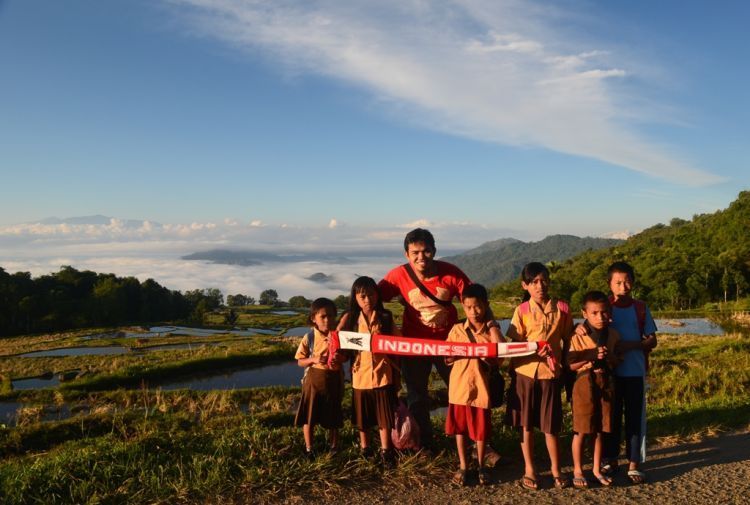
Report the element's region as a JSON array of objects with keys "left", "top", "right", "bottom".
[
  {"left": 505, "top": 373, "right": 562, "bottom": 434},
  {"left": 572, "top": 371, "right": 613, "bottom": 434},
  {"left": 352, "top": 385, "right": 397, "bottom": 431},
  {"left": 294, "top": 367, "right": 344, "bottom": 429}
]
